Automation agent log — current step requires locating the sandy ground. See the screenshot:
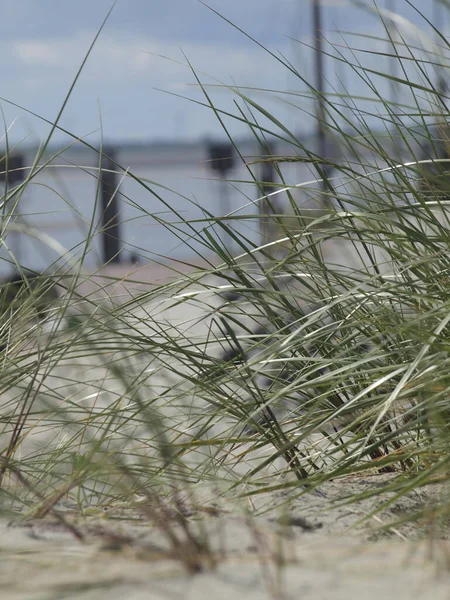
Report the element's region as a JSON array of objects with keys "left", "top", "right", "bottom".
[
  {"left": 2, "top": 247, "right": 450, "bottom": 598},
  {"left": 2, "top": 474, "right": 450, "bottom": 600}
]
